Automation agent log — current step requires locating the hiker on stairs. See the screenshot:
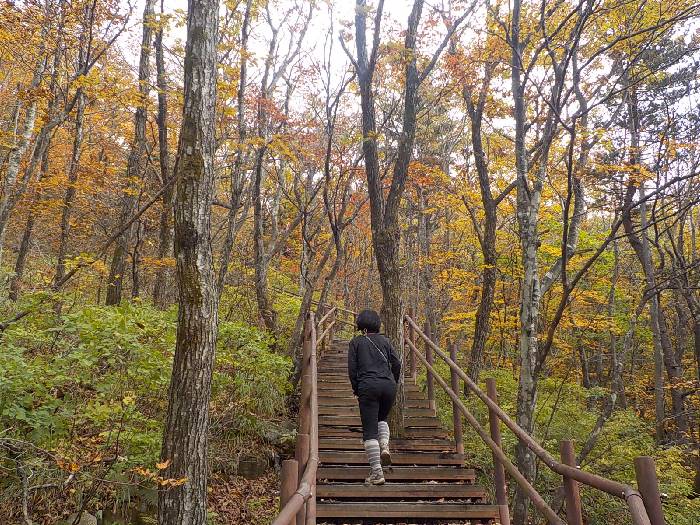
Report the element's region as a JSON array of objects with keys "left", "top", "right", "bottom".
[{"left": 348, "top": 309, "right": 402, "bottom": 486}]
